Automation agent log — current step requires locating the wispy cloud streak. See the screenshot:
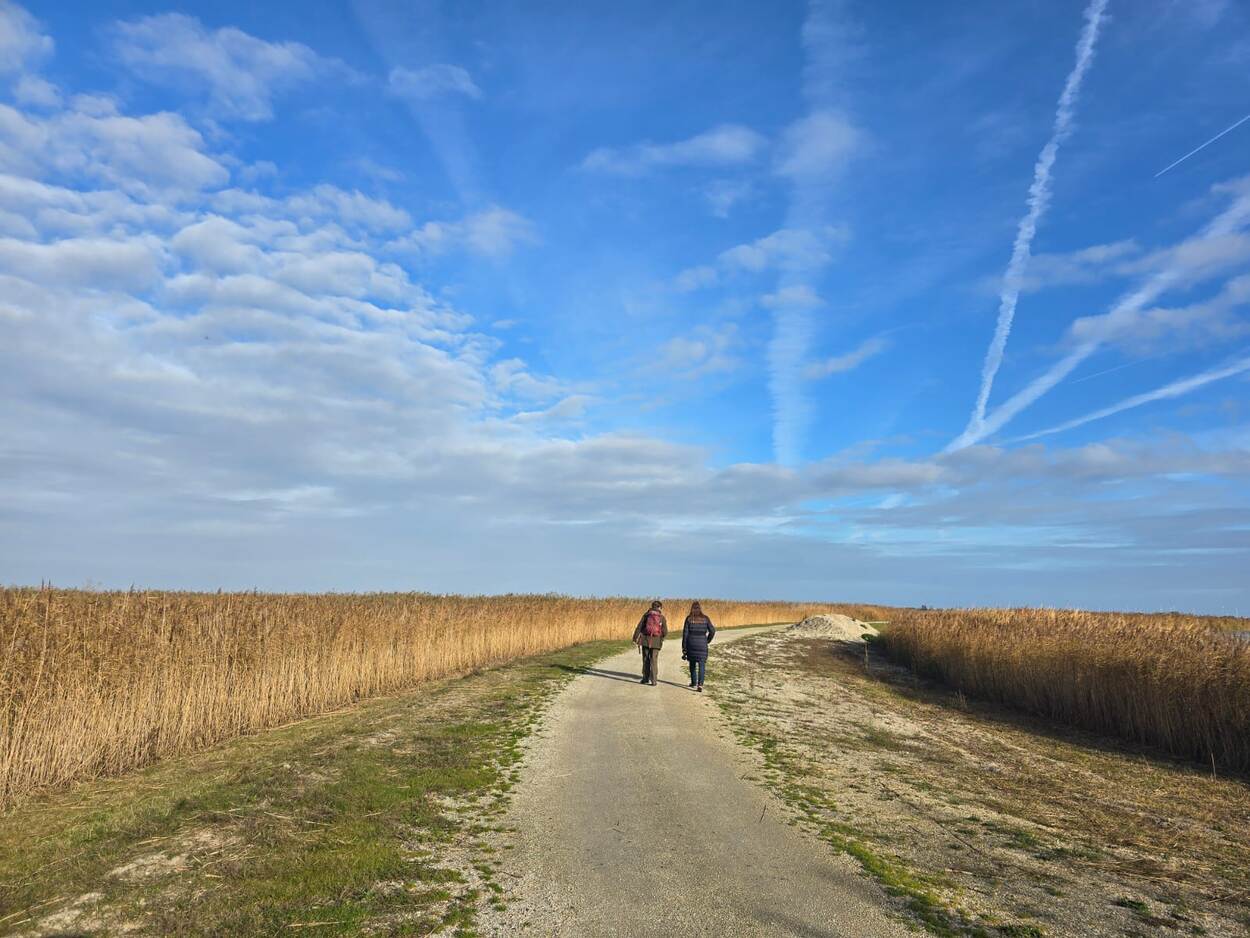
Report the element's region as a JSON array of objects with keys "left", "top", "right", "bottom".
[
  {"left": 768, "top": 1, "right": 859, "bottom": 465},
  {"left": 1013, "top": 351, "right": 1250, "bottom": 441},
  {"left": 1156, "top": 112, "right": 1250, "bottom": 178},
  {"left": 947, "top": 184, "right": 1250, "bottom": 451},
  {"left": 963, "top": 0, "right": 1109, "bottom": 438}
]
